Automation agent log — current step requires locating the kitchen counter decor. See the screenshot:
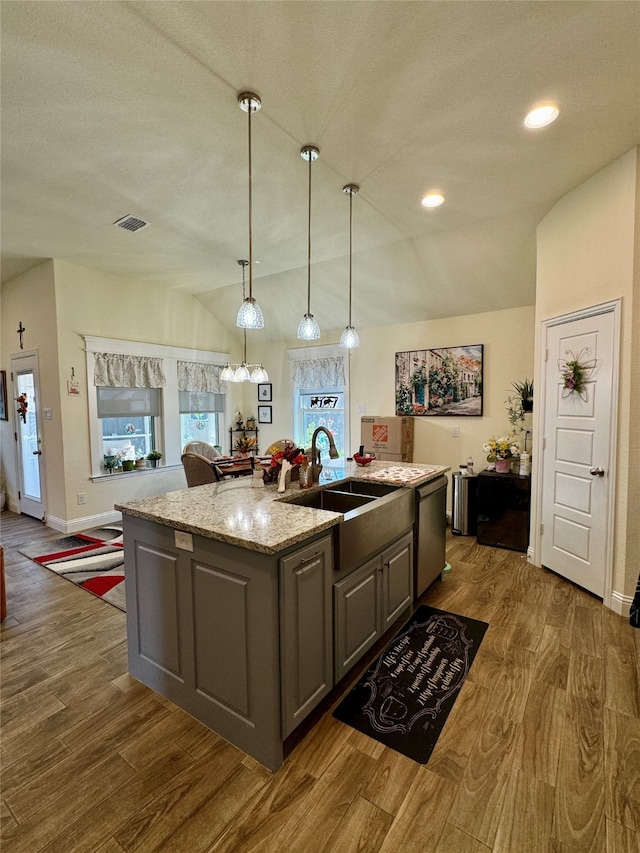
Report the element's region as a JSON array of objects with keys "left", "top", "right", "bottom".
[
  {"left": 264, "top": 440, "right": 304, "bottom": 485},
  {"left": 483, "top": 435, "right": 521, "bottom": 474}
]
